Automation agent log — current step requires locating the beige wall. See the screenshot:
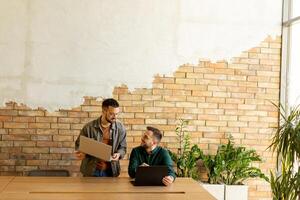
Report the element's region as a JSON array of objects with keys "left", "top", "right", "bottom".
[{"left": 0, "top": 0, "right": 282, "bottom": 110}]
